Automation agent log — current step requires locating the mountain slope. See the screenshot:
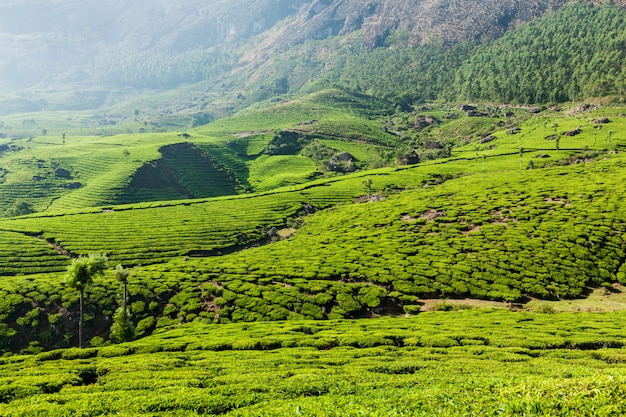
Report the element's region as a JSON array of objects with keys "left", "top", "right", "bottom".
[{"left": 0, "top": 0, "right": 593, "bottom": 117}]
